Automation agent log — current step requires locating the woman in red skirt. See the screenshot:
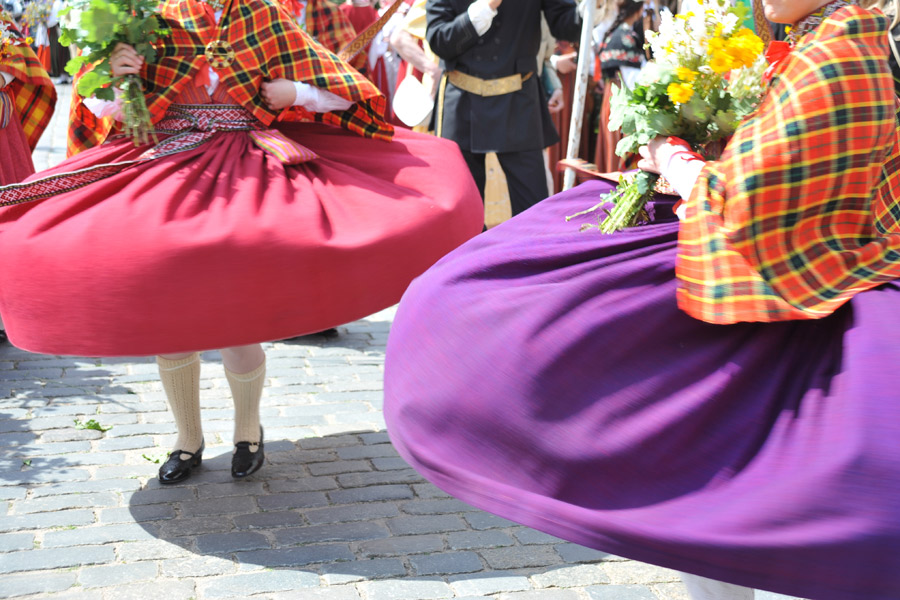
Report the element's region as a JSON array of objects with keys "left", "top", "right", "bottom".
[
  {"left": 1, "top": 12, "right": 55, "bottom": 344},
  {"left": 0, "top": 0, "right": 482, "bottom": 483}
]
